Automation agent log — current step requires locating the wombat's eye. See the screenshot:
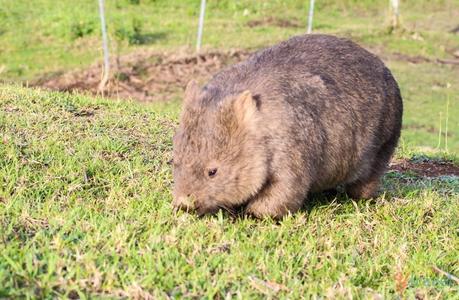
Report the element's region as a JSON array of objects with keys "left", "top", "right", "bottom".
[{"left": 208, "top": 168, "right": 218, "bottom": 178}]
